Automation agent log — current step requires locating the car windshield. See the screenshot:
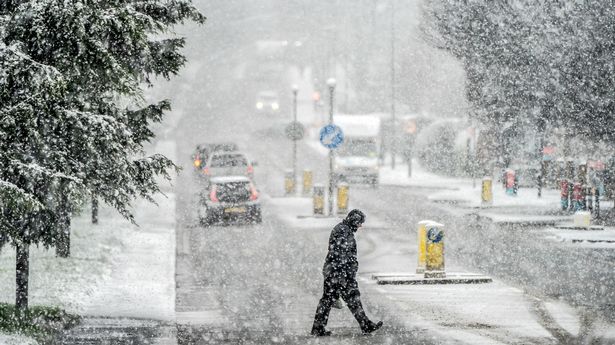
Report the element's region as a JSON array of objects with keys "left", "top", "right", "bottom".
[
  {"left": 258, "top": 93, "right": 278, "bottom": 101},
  {"left": 215, "top": 182, "right": 251, "bottom": 201},
  {"left": 212, "top": 143, "right": 238, "bottom": 152},
  {"left": 337, "top": 138, "right": 377, "bottom": 157},
  {"left": 210, "top": 154, "right": 248, "bottom": 167}
]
